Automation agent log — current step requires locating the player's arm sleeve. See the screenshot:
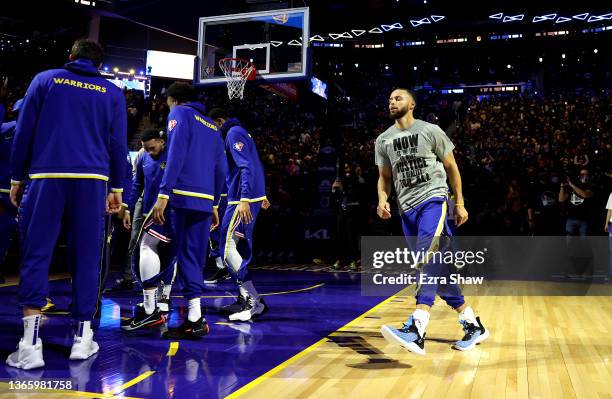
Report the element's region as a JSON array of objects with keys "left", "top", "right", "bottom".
[
  {"left": 227, "top": 127, "right": 254, "bottom": 201},
  {"left": 158, "top": 110, "right": 188, "bottom": 199},
  {"left": 213, "top": 135, "right": 228, "bottom": 207},
  {"left": 374, "top": 136, "right": 391, "bottom": 168},
  {"left": 431, "top": 125, "right": 455, "bottom": 161},
  {"left": 109, "top": 91, "right": 128, "bottom": 193},
  {"left": 10, "top": 74, "right": 46, "bottom": 183}
]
